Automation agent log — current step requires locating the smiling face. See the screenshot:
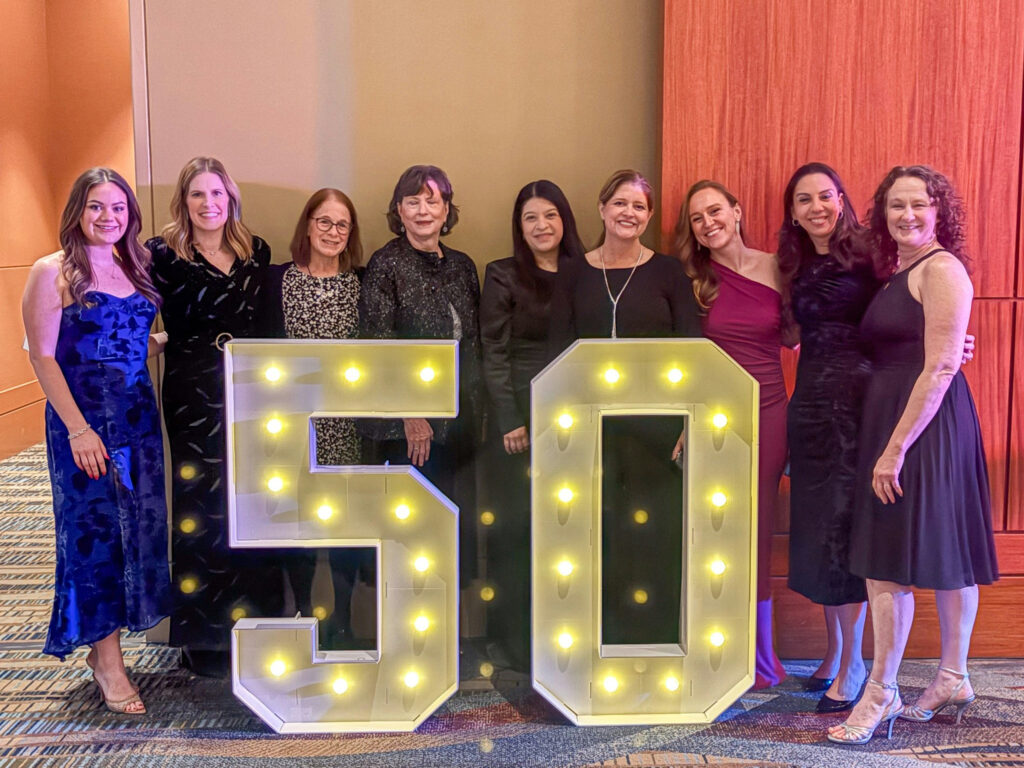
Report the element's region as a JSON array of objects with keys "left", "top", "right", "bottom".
[
  {"left": 186, "top": 171, "right": 231, "bottom": 234},
  {"left": 885, "top": 175, "right": 937, "bottom": 250},
  {"left": 791, "top": 172, "right": 843, "bottom": 252},
  {"left": 599, "top": 182, "right": 652, "bottom": 242},
  {"left": 306, "top": 197, "right": 352, "bottom": 260},
  {"left": 398, "top": 180, "right": 449, "bottom": 243},
  {"left": 520, "top": 196, "right": 564, "bottom": 258},
  {"left": 78, "top": 182, "right": 129, "bottom": 247},
  {"left": 688, "top": 187, "right": 741, "bottom": 251}
]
